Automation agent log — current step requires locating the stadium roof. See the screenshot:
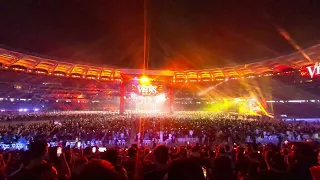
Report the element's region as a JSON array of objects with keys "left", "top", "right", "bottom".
[{"left": 0, "top": 44, "right": 318, "bottom": 80}]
